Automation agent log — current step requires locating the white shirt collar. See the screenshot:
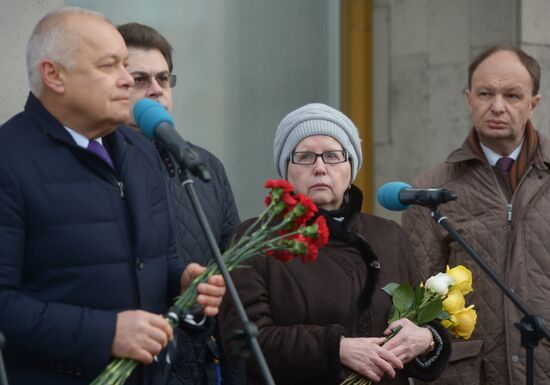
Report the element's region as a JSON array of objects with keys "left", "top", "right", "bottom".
[
  {"left": 480, "top": 141, "right": 523, "bottom": 166},
  {"left": 64, "top": 126, "right": 103, "bottom": 149}
]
